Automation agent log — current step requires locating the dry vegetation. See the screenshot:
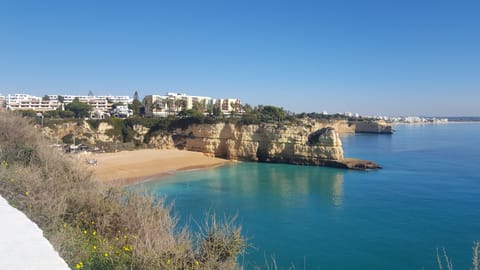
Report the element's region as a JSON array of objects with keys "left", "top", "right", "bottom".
[{"left": 0, "top": 112, "right": 246, "bottom": 269}]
